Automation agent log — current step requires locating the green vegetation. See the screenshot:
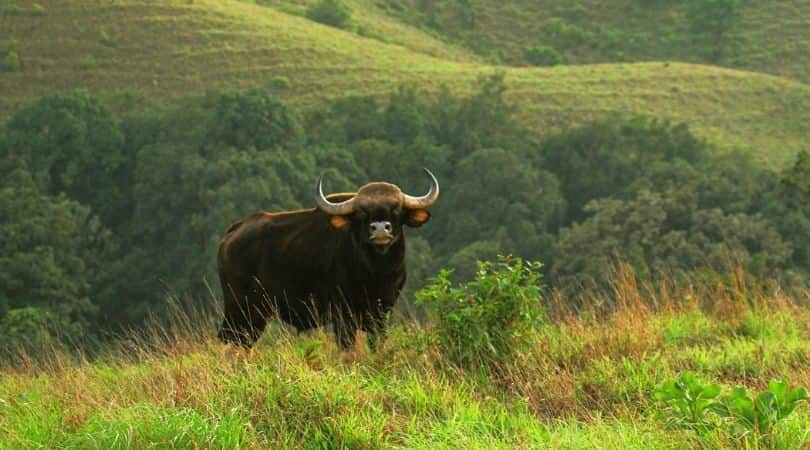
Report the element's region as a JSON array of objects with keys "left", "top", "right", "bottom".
[
  {"left": 523, "top": 45, "right": 564, "bottom": 66},
  {"left": 3, "top": 50, "right": 20, "bottom": 72},
  {"left": 683, "top": 0, "right": 743, "bottom": 60},
  {"left": 1, "top": 267, "right": 808, "bottom": 448},
  {"left": 416, "top": 256, "right": 543, "bottom": 371},
  {"left": 655, "top": 374, "right": 809, "bottom": 447},
  {"left": 306, "top": 0, "right": 352, "bottom": 29},
  {"left": 1, "top": 0, "right": 808, "bottom": 167},
  {"left": 0, "top": 1, "right": 808, "bottom": 447},
  {"left": 2, "top": 82, "right": 808, "bottom": 345},
  {"left": 370, "top": 0, "right": 810, "bottom": 82}
]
